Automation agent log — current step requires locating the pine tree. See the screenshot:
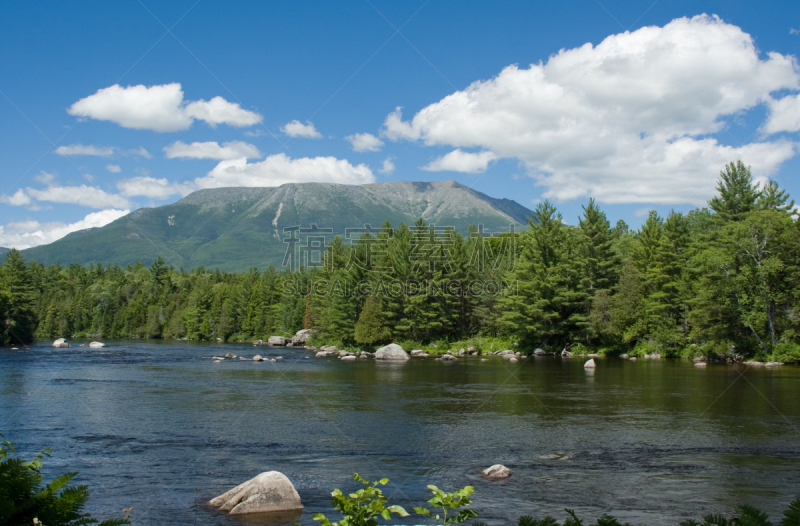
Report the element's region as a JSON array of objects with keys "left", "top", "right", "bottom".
[
  {"left": 2, "top": 249, "right": 38, "bottom": 344},
  {"left": 757, "top": 180, "right": 795, "bottom": 214},
  {"left": 579, "top": 198, "right": 618, "bottom": 293},
  {"left": 354, "top": 295, "right": 391, "bottom": 344},
  {"left": 709, "top": 160, "right": 761, "bottom": 221}
]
